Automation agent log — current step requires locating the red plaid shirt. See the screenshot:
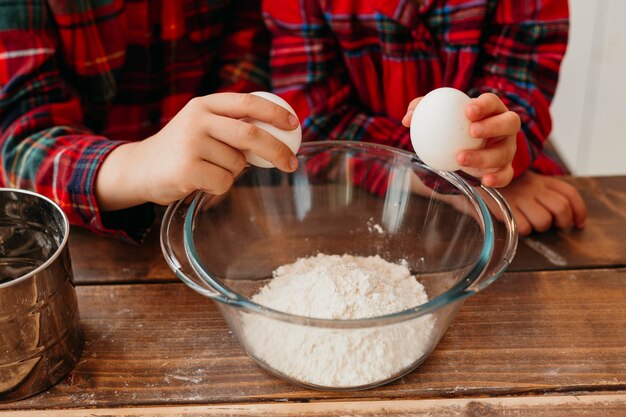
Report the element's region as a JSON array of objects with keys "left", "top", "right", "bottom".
[
  {"left": 0, "top": 0, "right": 268, "bottom": 240},
  {"left": 264, "top": 0, "right": 569, "bottom": 190}
]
